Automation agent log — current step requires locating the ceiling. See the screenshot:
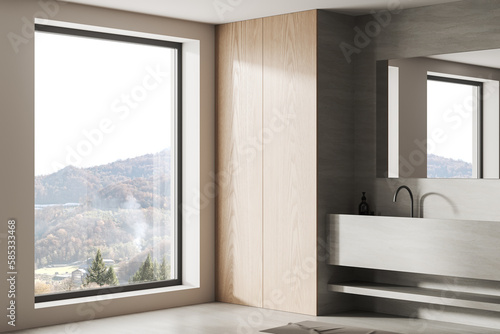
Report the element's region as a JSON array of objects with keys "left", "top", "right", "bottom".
[
  {"left": 430, "top": 49, "right": 500, "bottom": 70},
  {"left": 61, "top": 0, "right": 462, "bottom": 24}
]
